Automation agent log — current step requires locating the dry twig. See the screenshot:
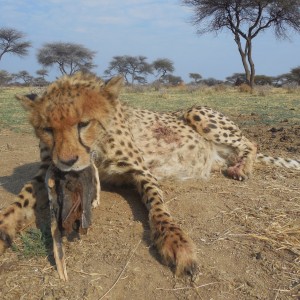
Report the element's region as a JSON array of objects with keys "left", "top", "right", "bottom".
[
  {"left": 98, "top": 239, "right": 142, "bottom": 300},
  {"left": 156, "top": 281, "right": 219, "bottom": 291}
]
